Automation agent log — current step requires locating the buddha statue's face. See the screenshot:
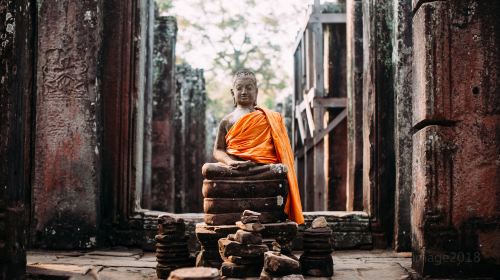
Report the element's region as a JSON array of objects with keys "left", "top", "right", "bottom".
[{"left": 232, "top": 77, "right": 258, "bottom": 107}]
